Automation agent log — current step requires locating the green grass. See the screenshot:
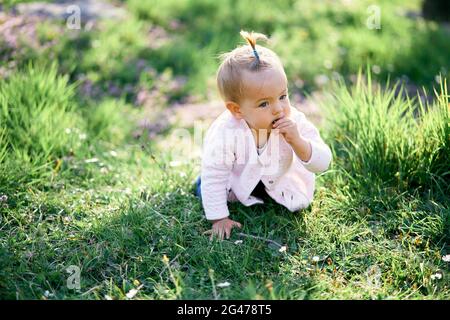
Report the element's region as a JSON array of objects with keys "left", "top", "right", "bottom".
[
  {"left": 0, "top": 64, "right": 81, "bottom": 162},
  {"left": 322, "top": 72, "right": 449, "bottom": 198},
  {"left": 0, "top": 65, "right": 448, "bottom": 299}
]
